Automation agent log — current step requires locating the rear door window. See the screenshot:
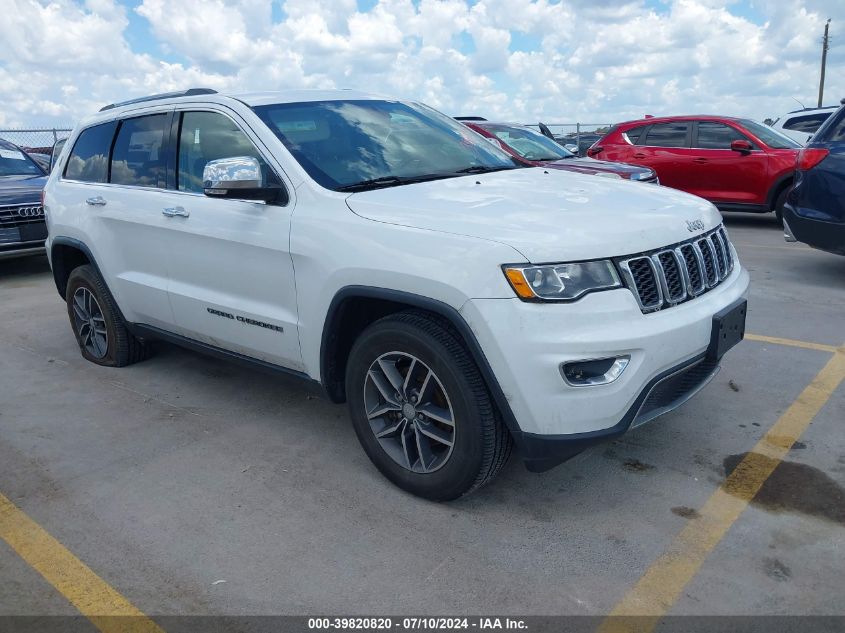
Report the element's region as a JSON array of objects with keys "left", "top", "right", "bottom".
[
  {"left": 783, "top": 113, "right": 832, "bottom": 135},
  {"left": 817, "top": 109, "right": 845, "bottom": 143},
  {"left": 110, "top": 114, "right": 169, "bottom": 188},
  {"left": 64, "top": 122, "right": 118, "bottom": 183},
  {"left": 623, "top": 125, "right": 648, "bottom": 145},
  {"left": 694, "top": 121, "right": 751, "bottom": 149},
  {"left": 643, "top": 122, "right": 690, "bottom": 148}
]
